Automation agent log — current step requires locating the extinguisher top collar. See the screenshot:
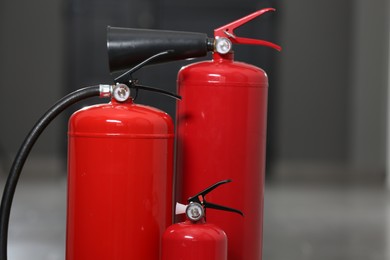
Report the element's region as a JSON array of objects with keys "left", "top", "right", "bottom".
[{"left": 69, "top": 101, "right": 174, "bottom": 137}]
